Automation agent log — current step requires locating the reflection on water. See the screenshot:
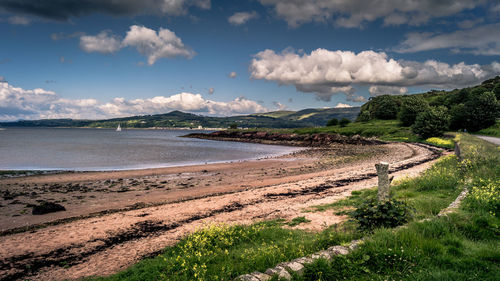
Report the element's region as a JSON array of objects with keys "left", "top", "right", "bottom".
[{"left": 0, "top": 128, "right": 301, "bottom": 171}]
